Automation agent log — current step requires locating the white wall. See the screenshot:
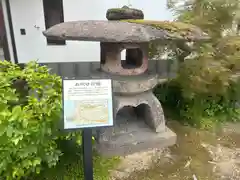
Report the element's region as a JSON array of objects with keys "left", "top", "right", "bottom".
[
  {"left": 2, "top": 0, "right": 14, "bottom": 62},
  {"left": 9, "top": 0, "right": 173, "bottom": 63}
]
